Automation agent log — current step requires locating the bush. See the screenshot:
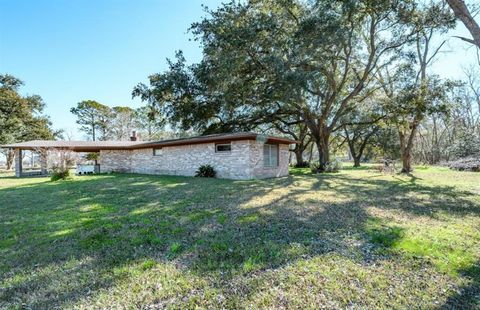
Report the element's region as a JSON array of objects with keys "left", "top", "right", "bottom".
[
  {"left": 50, "top": 167, "right": 71, "bottom": 181},
  {"left": 310, "top": 162, "right": 321, "bottom": 173},
  {"left": 448, "top": 157, "right": 480, "bottom": 172},
  {"left": 195, "top": 164, "right": 216, "bottom": 177},
  {"left": 294, "top": 161, "right": 310, "bottom": 168},
  {"left": 325, "top": 158, "right": 342, "bottom": 173},
  {"left": 448, "top": 131, "right": 480, "bottom": 159},
  {"left": 310, "top": 158, "right": 342, "bottom": 173}
]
